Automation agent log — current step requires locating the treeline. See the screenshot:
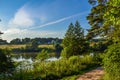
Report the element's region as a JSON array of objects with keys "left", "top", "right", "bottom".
[
  {"left": 10, "top": 37, "right": 62, "bottom": 45},
  {"left": 0, "top": 39, "right": 8, "bottom": 44}
]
